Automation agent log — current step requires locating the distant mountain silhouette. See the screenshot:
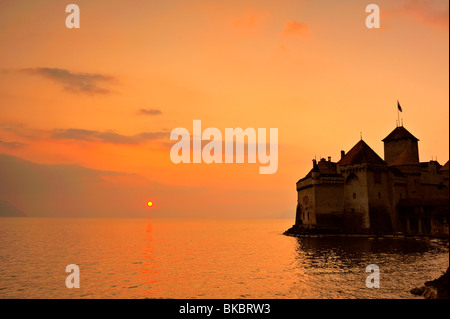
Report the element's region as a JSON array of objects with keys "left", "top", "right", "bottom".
[
  {"left": 0, "top": 153, "right": 152, "bottom": 218},
  {"left": 0, "top": 200, "right": 26, "bottom": 217},
  {"left": 0, "top": 153, "right": 187, "bottom": 218},
  {"left": 0, "top": 153, "right": 287, "bottom": 219}
]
